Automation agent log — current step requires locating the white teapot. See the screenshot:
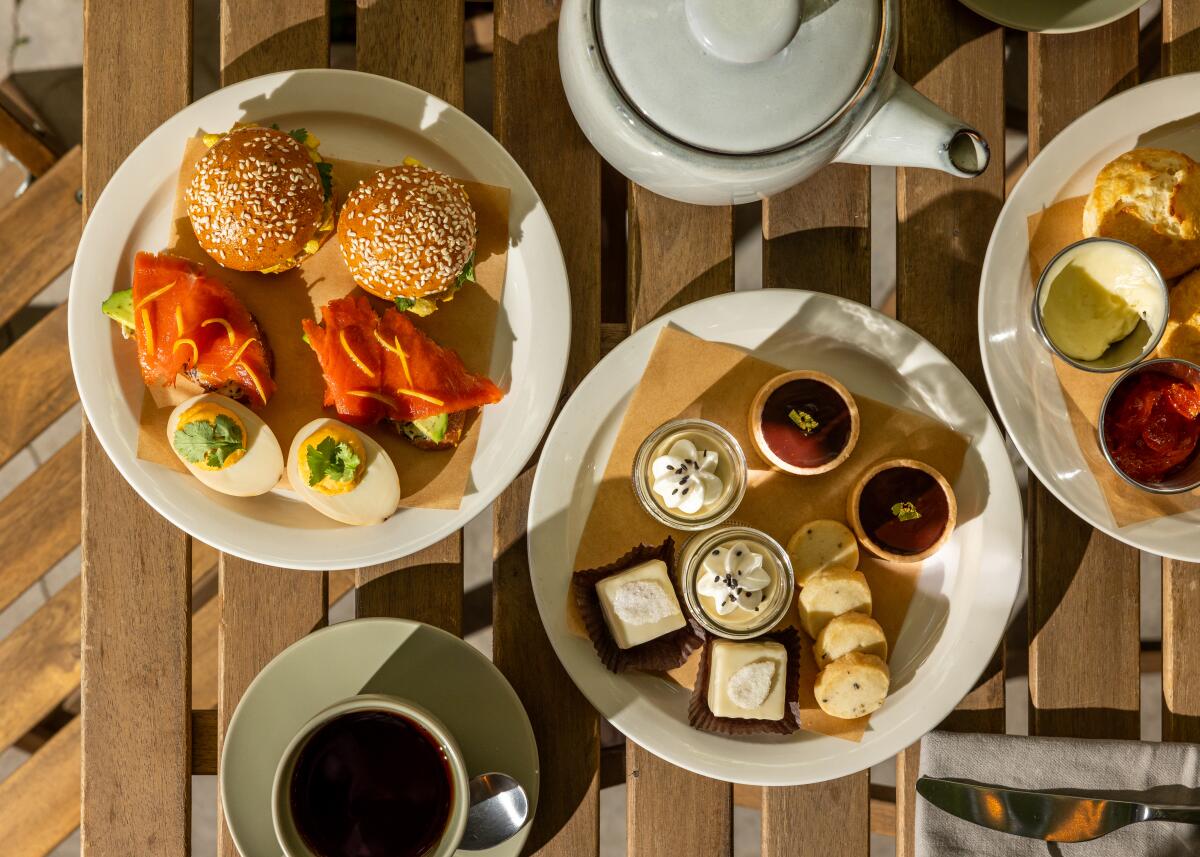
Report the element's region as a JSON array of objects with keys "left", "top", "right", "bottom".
[{"left": 559, "top": 0, "right": 990, "bottom": 205}]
